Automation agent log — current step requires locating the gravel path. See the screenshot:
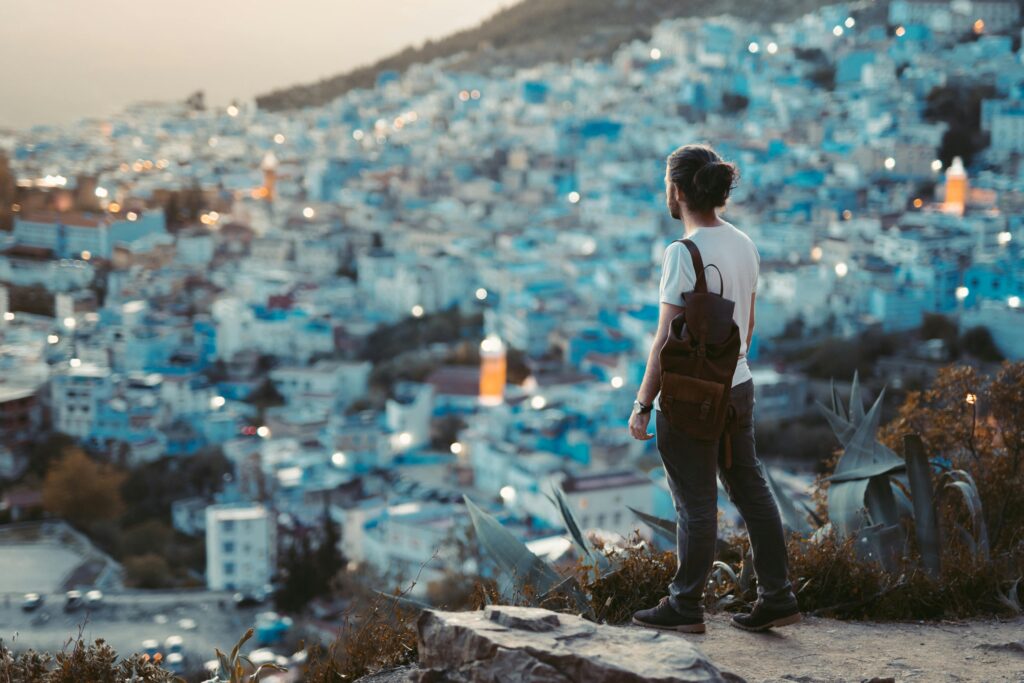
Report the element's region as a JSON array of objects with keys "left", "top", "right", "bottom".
[{"left": 646, "top": 613, "right": 1024, "bottom": 683}]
